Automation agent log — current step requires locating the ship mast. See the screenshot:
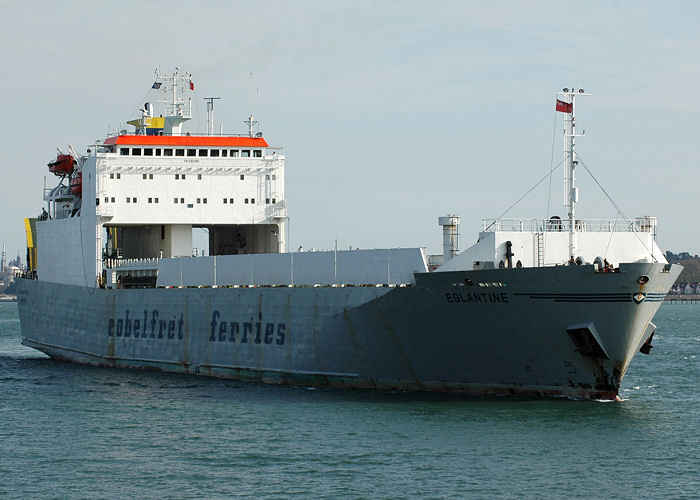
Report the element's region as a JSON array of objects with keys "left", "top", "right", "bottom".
[
  {"left": 559, "top": 87, "right": 591, "bottom": 262},
  {"left": 152, "top": 67, "right": 194, "bottom": 135}
]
